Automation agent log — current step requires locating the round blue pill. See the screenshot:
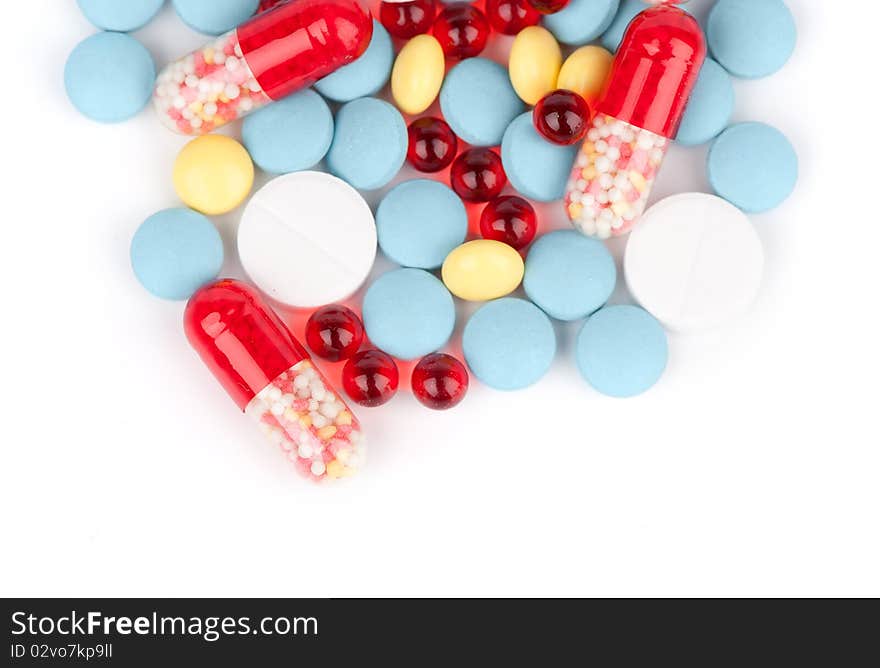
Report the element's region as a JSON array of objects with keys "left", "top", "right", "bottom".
[
  {"left": 314, "top": 20, "right": 393, "bottom": 103},
  {"left": 131, "top": 208, "right": 224, "bottom": 300},
  {"left": 707, "top": 0, "right": 796, "bottom": 79},
  {"left": 376, "top": 180, "right": 467, "bottom": 270},
  {"left": 172, "top": 0, "right": 258, "bottom": 35},
  {"left": 524, "top": 230, "right": 616, "bottom": 321},
  {"left": 362, "top": 269, "right": 456, "bottom": 360},
  {"left": 601, "top": 0, "right": 694, "bottom": 52},
  {"left": 543, "top": 0, "right": 619, "bottom": 47},
  {"left": 242, "top": 90, "right": 333, "bottom": 174},
  {"left": 575, "top": 305, "right": 667, "bottom": 397},
  {"left": 707, "top": 122, "right": 798, "bottom": 213},
  {"left": 675, "top": 59, "right": 734, "bottom": 147},
  {"left": 440, "top": 58, "right": 524, "bottom": 147},
  {"left": 463, "top": 298, "right": 556, "bottom": 391},
  {"left": 327, "top": 97, "right": 407, "bottom": 191},
  {"left": 77, "top": 0, "right": 165, "bottom": 32},
  {"left": 501, "top": 112, "right": 577, "bottom": 202},
  {"left": 64, "top": 32, "right": 156, "bottom": 123}
]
